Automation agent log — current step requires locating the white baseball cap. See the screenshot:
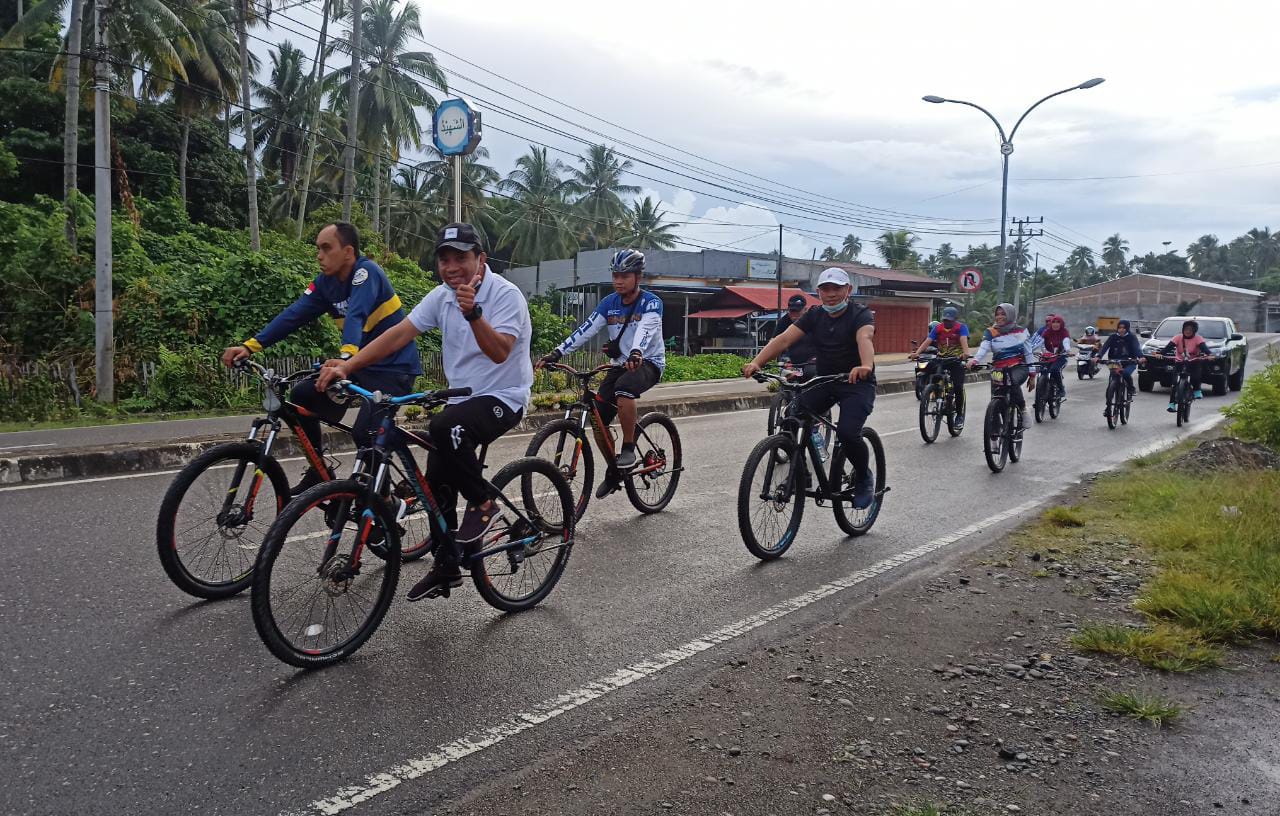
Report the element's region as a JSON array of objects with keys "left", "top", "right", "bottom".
[{"left": 817, "top": 267, "right": 851, "bottom": 287}]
